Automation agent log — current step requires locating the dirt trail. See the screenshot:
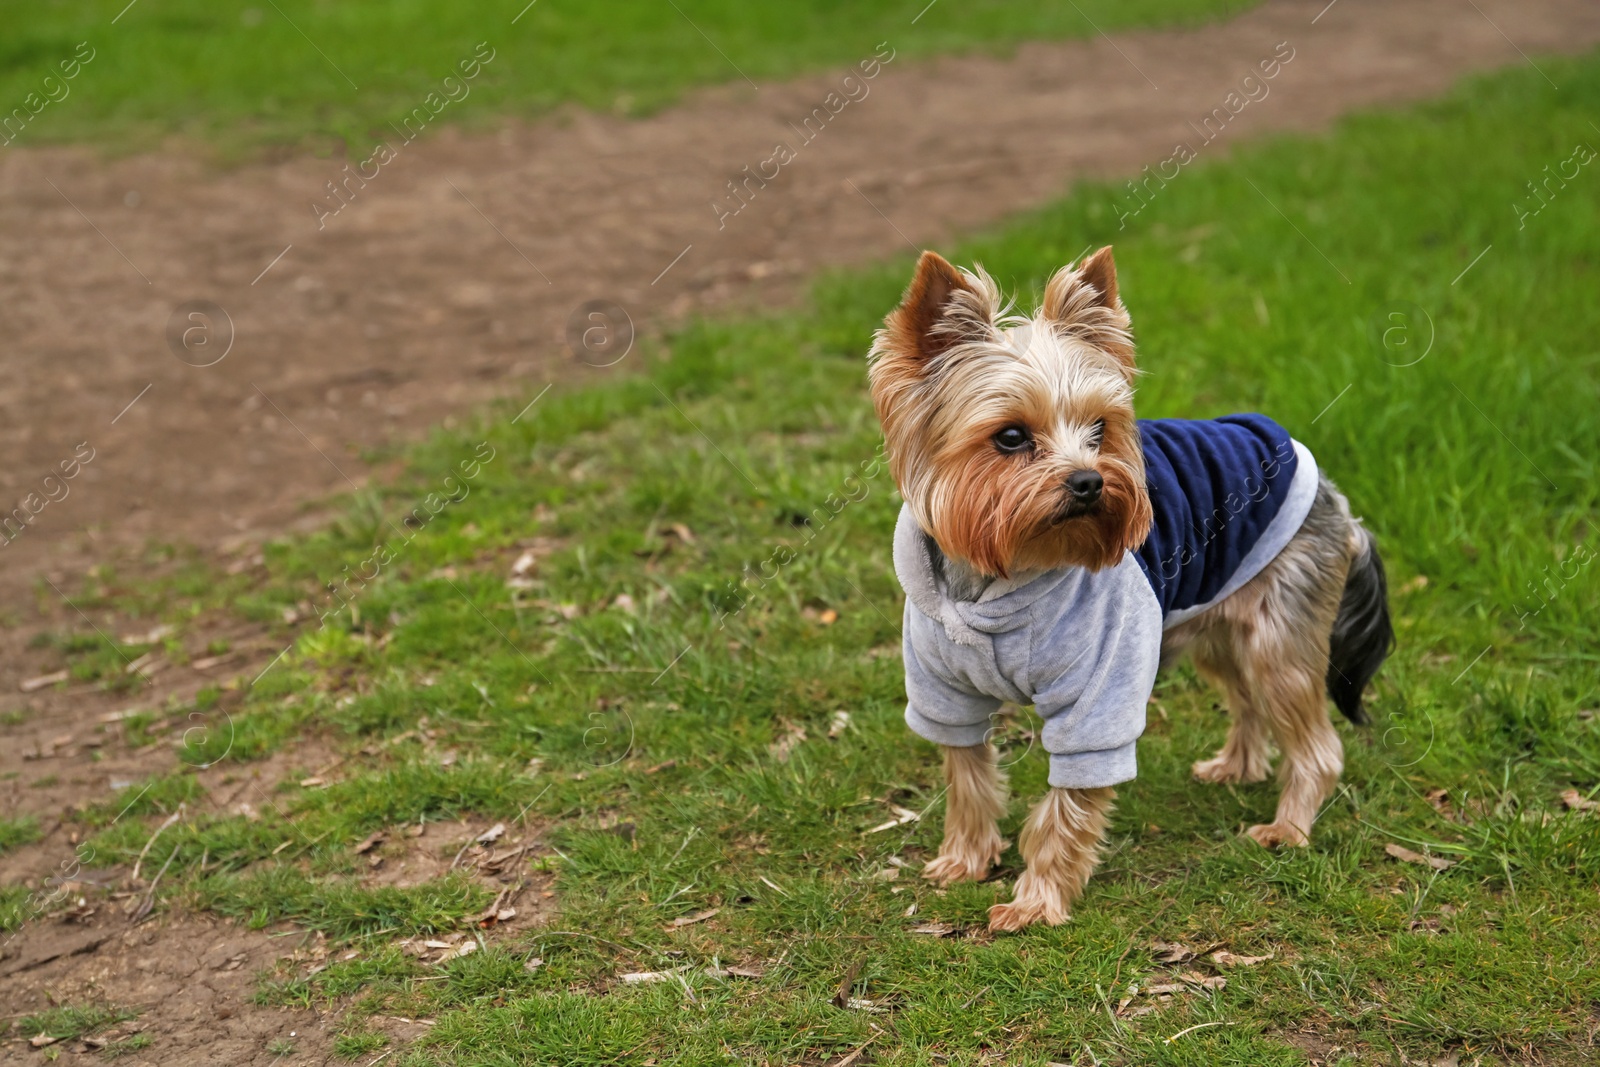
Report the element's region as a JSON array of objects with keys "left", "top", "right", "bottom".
[
  {"left": 2, "top": 0, "right": 1597, "bottom": 613},
  {"left": 0, "top": 818, "right": 556, "bottom": 1066}
]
